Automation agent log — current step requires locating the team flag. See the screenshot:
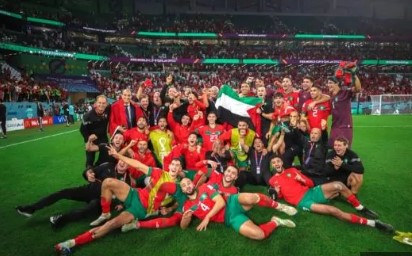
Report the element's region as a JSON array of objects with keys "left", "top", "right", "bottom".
[{"left": 215, "top": 84, "right": 263, "bottom": 135}]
